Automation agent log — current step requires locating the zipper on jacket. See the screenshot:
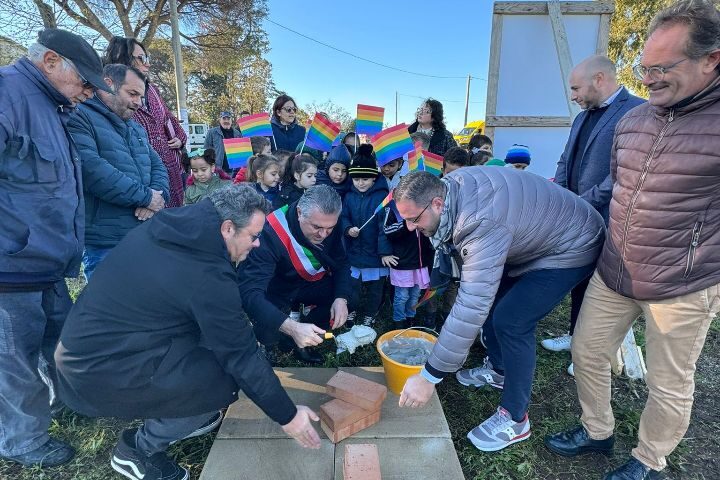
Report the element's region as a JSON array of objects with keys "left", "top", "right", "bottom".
[
  {"left": 615, "top": 109, "right": 675, "bottom": 291},
  {"left": 683, "top": 221, "right": 703, "bottom": 279}
]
